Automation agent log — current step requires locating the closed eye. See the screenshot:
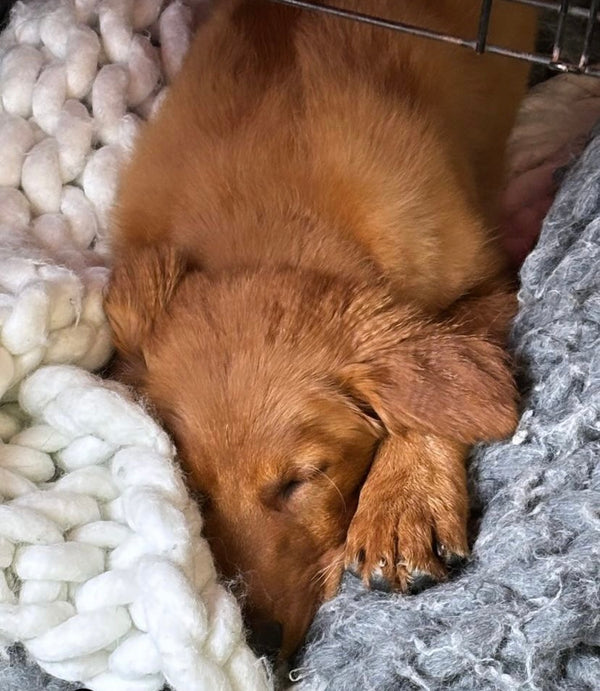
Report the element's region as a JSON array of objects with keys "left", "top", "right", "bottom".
[
  {"left": 276, "top": 462, "right": 330, "bottom": 502},
  {"left": 279, "top": 478, "right": 305, "bottom": 500}
]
